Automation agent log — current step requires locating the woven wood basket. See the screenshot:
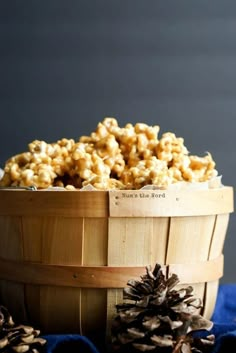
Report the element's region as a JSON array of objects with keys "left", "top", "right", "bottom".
[{"left": 0, "top": 187, "right": 233, "bottom": 339}]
